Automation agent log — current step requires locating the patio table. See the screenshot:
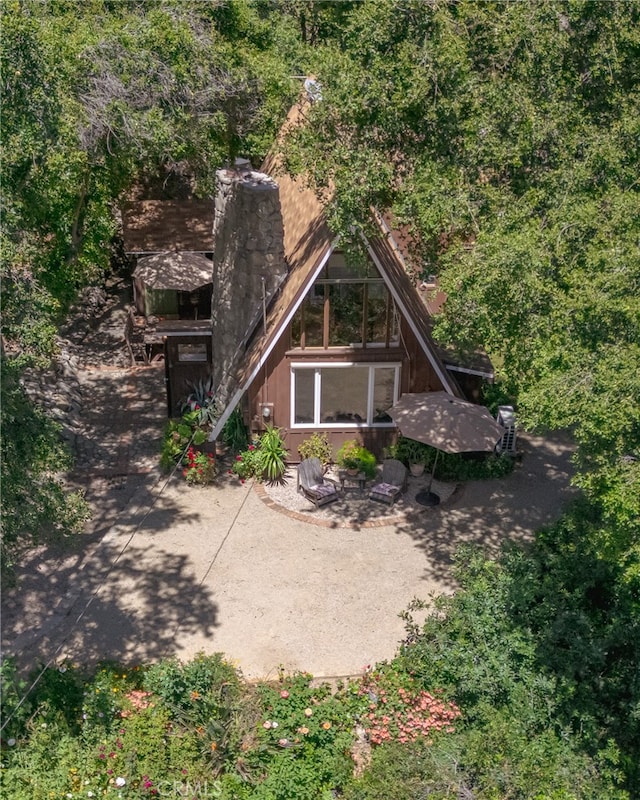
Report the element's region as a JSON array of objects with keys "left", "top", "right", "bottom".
[{"left": 338, "top": 470, "right": 369, "bottom": 494}]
